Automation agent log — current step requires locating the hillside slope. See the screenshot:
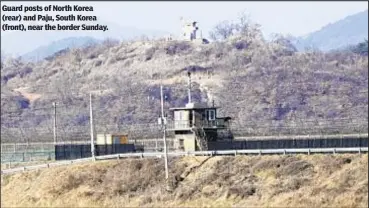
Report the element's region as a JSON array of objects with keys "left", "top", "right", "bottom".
[
  {"left": 20, "top": 37, "right": 101, "bottom": 62},
  {"left": 1, "top": 33, "right": 368, "bottom": 142},
  {"left": 1, "top": 154, "right": 368, "bottom": 207},
  {"left": 293, "top": 9, "right": 368, "bottom": 51}
]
